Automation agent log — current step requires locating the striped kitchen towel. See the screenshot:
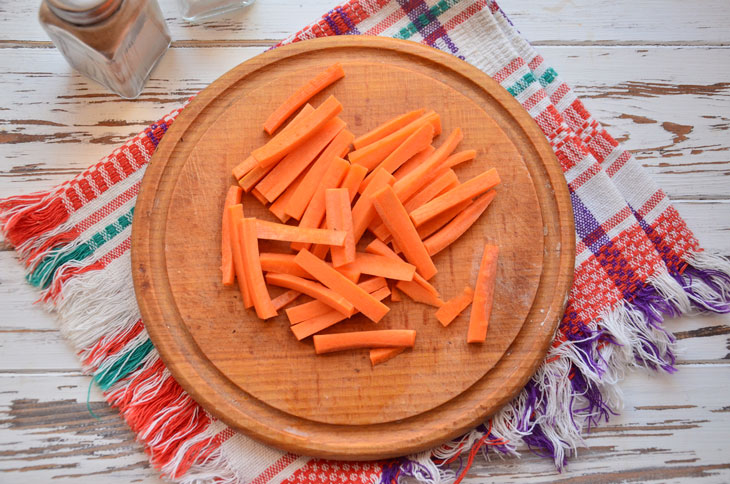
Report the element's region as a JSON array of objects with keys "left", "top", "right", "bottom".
[{"left": 2, "top": 0, "right": 729, "bottom": 483}]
